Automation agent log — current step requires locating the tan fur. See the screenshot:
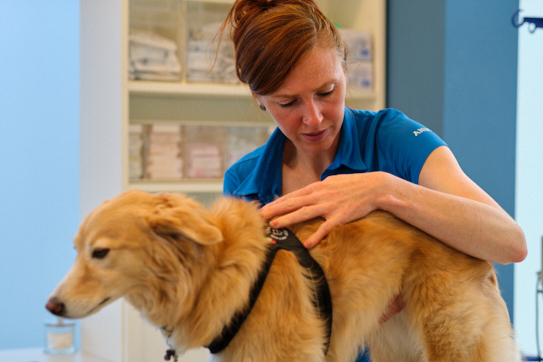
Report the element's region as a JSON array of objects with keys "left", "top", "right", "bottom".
[{"left": 47, "top": 190, "right": 520, "bottom": 362}]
